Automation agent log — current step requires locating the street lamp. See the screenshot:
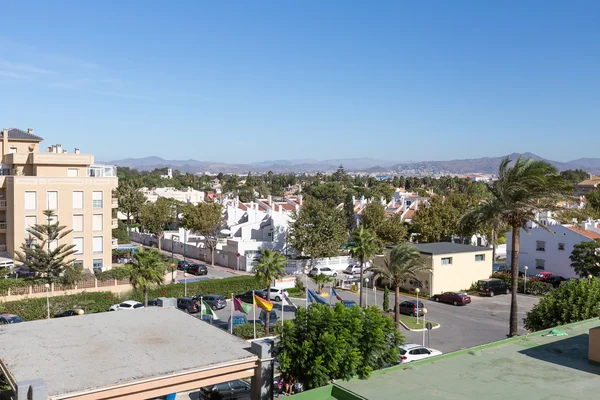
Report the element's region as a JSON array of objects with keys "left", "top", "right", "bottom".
[
  {"left": 184, "top": 271, "right": 187, "bottom": 297},
  {"left": 365, "top": 278, "right": 370, "bottom": 307},
  {"left": 304, "top": 266, "right": 309, "bottom": 308},
  {"left": 588, "top": 274, "right": 593, "bottom": 284},
  {"left": 524, "top": 266, "right": 528, "bottom": 294},
  {"left": 415, "top": 288, "right": 421, "bottom": 323},
  {"left": 44, "top": 283, "right": 50, "bottom": 319},
  {"left": 422, "top": 307, "right": 428, "bottom": 346}
]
